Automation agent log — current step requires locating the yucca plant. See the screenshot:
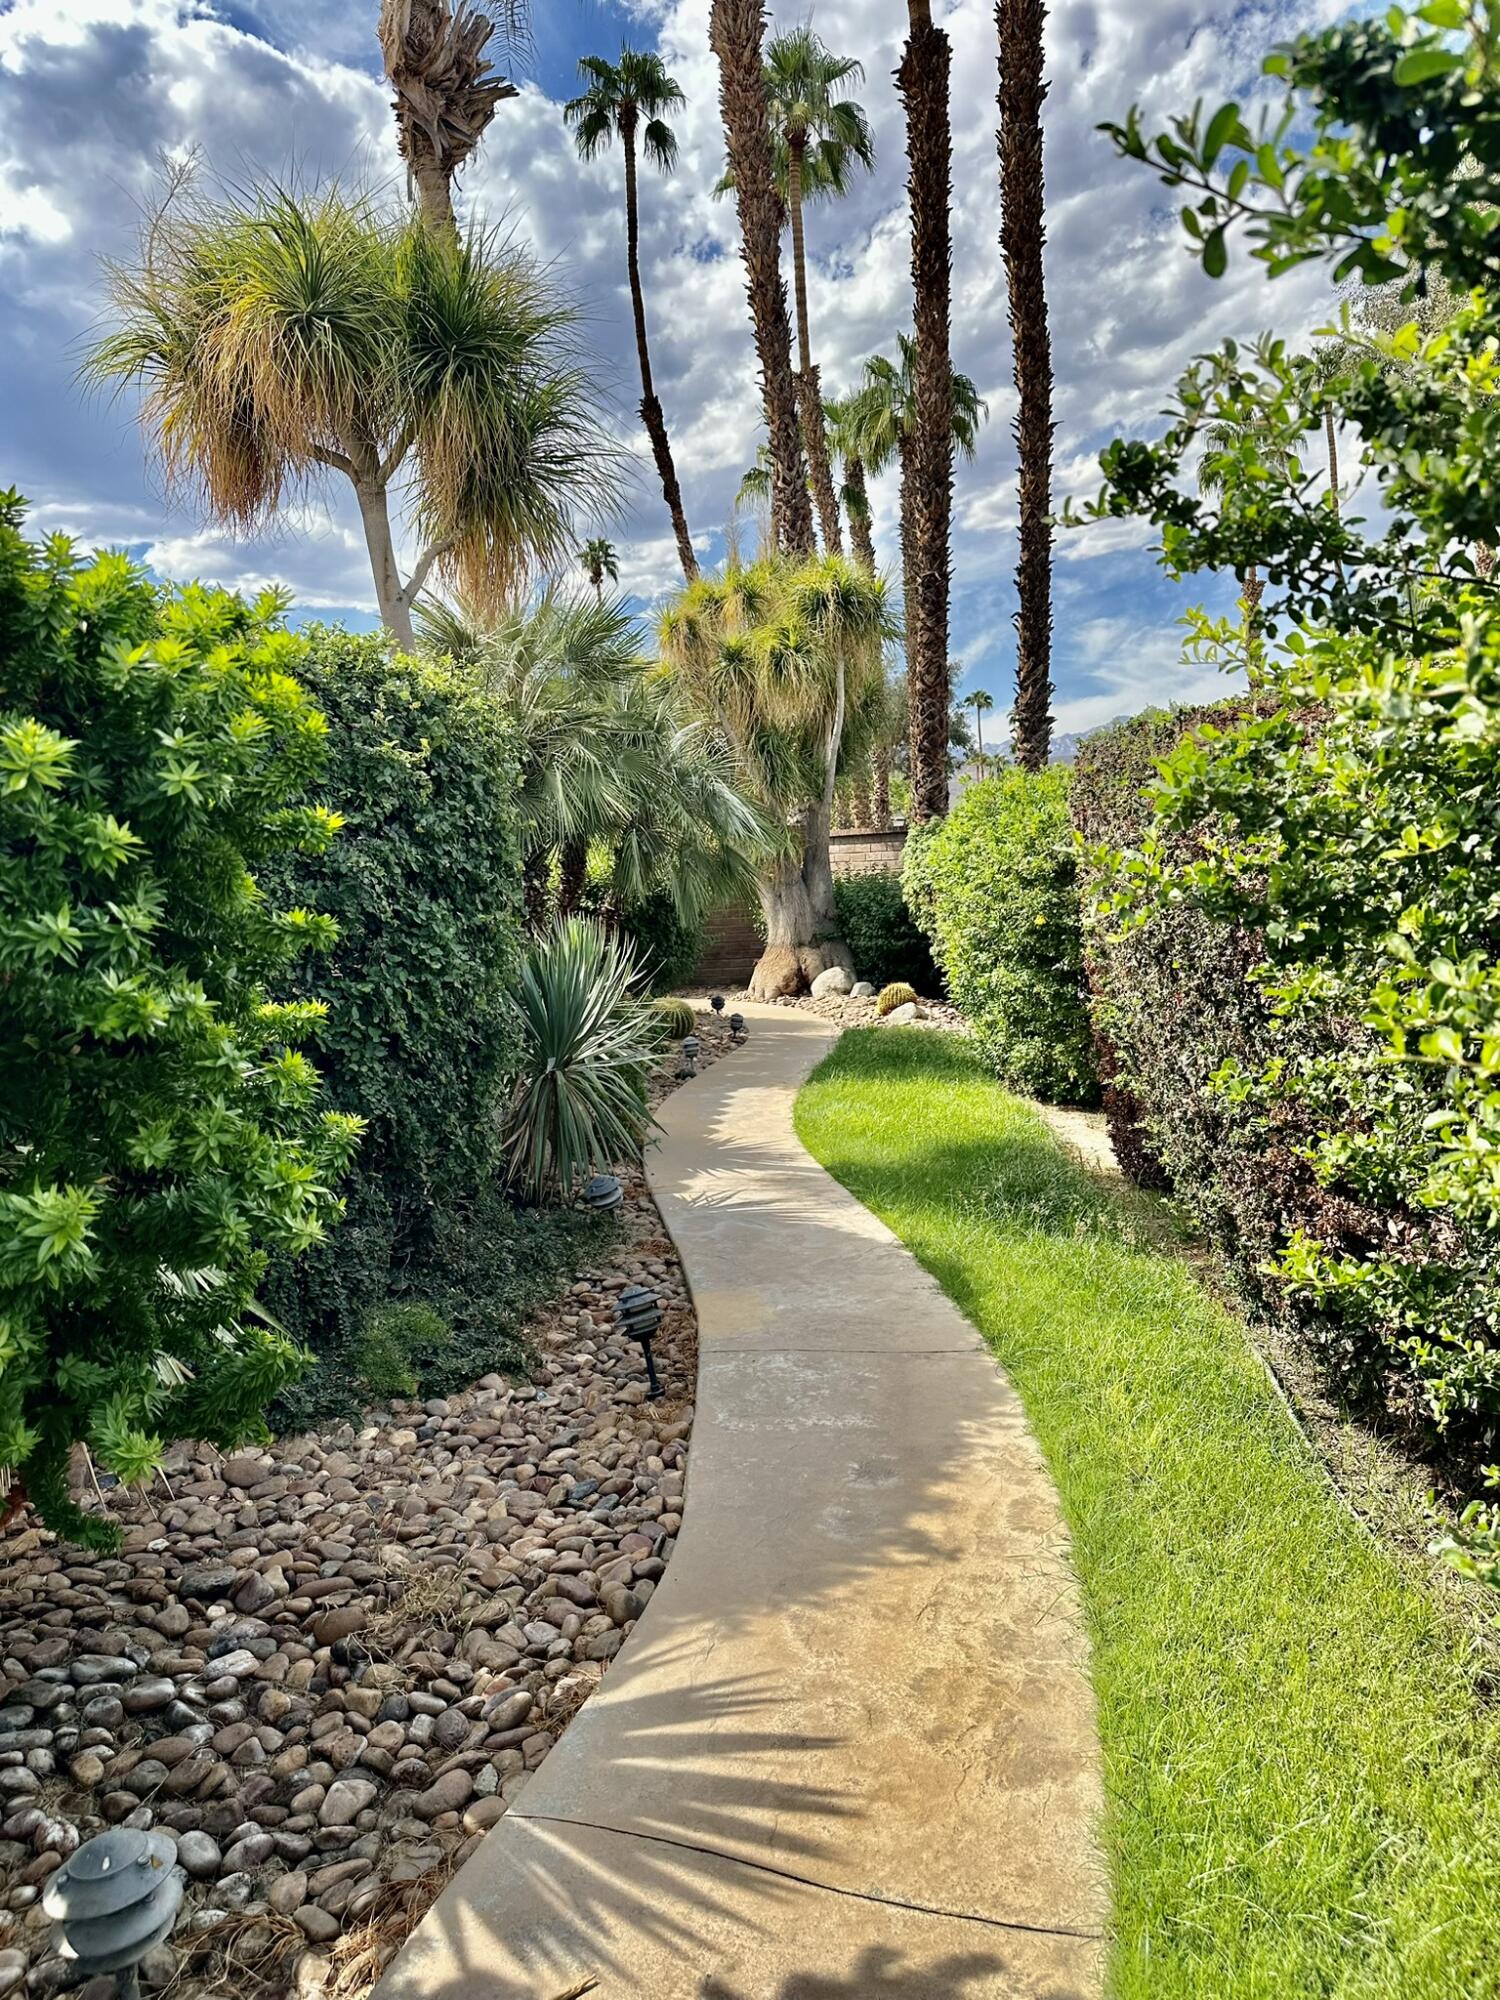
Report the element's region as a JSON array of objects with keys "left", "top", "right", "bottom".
[
  {"left": 86, "top": 179, "right": 619, "bottom": 649},
  {"left": 502, "top": 918, "right": 660, "bottom": 1202}
]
